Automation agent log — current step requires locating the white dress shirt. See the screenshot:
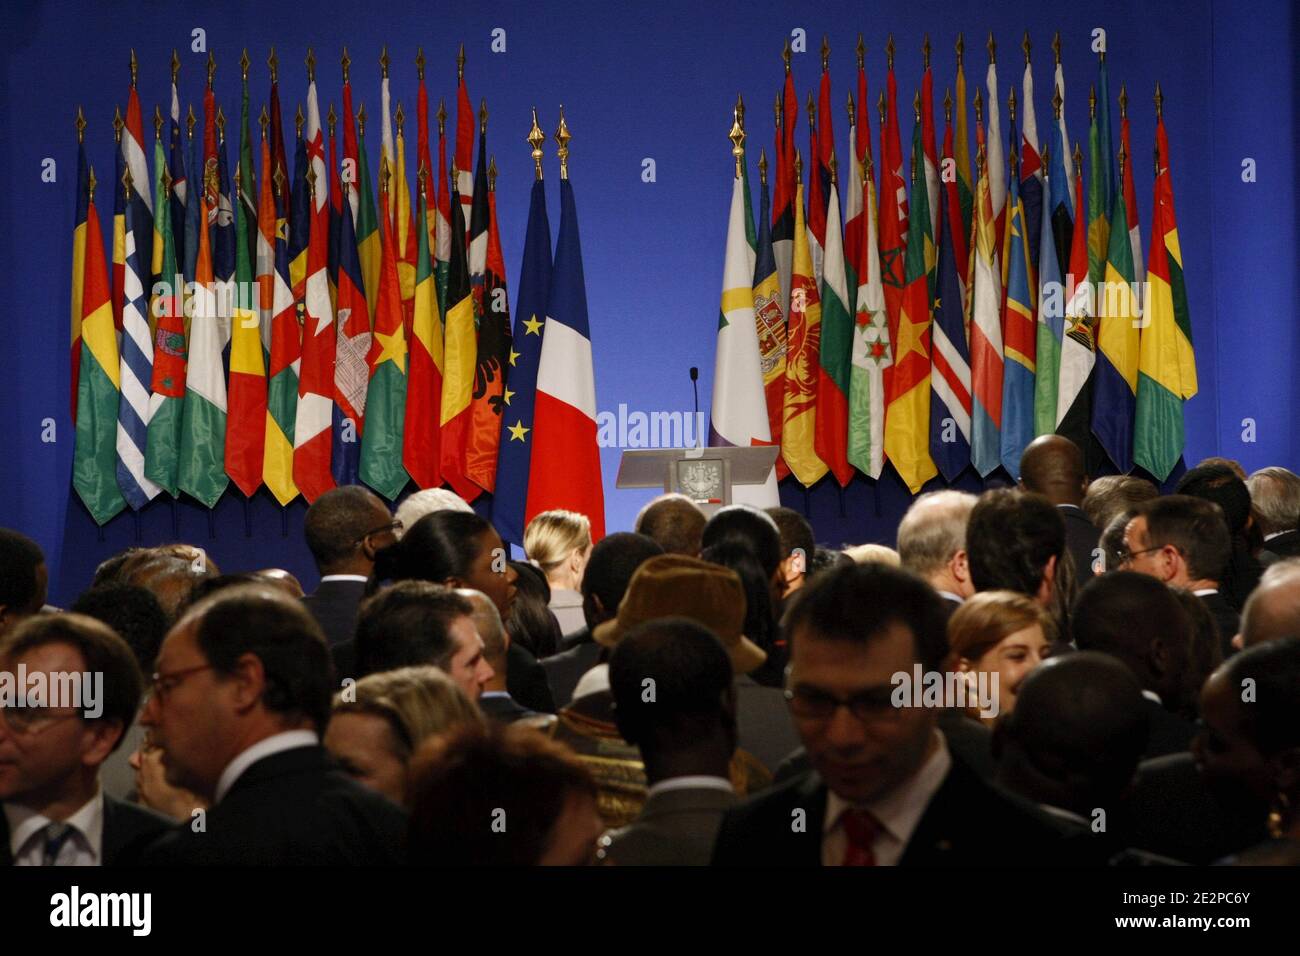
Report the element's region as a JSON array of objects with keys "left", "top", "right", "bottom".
[
  {"left": 6, "top": 787, "right": 105, "bottom": 866},
  {"left": 645, "top": 775, "right": 734, "bottom": 801},
  {"left": 214, "top": 730, "right": 319, "bottom": 804},
  {"left": 822, "top": 731, "right": 951, "bottom": 866},
  {"left": 318, "top": 574, "right": 368, "bottom": 584}
]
